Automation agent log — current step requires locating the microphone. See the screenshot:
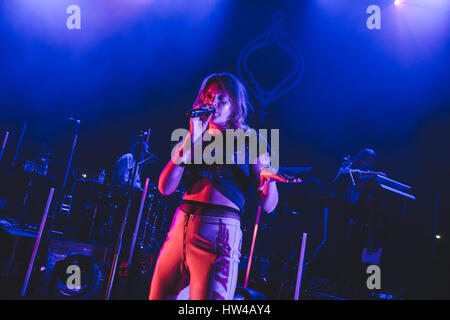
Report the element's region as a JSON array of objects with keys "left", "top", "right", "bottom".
[{"left": 186, "top": 105, "right": 216, "bottom": 118}]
